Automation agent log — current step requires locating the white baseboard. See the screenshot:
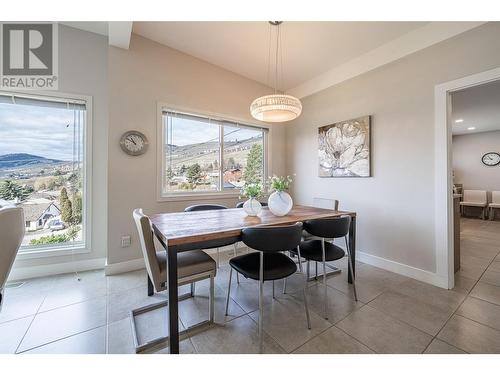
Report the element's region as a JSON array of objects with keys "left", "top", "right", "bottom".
[
  {"left": 356, "top": 251, "right": 449, "bottom": 289},
  {"left": 9, "top": 257, "right": 106, "bottom": 281},
  {"left": 105, "top": 257, "right": 145, "bottom": 276}
]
